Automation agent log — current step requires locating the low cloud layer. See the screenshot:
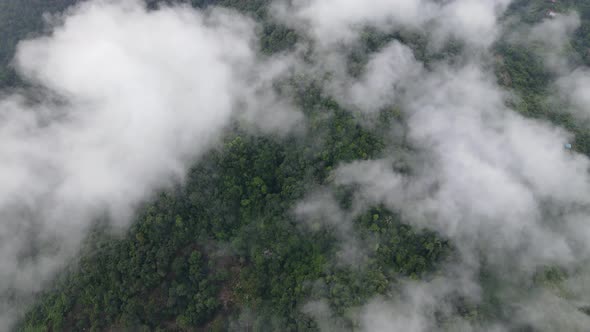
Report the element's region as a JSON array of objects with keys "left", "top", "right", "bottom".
[
  {"left": 295, "top": 190, "right": 368, "bottom": 265},
  {"left": 0, "top": 0, "right": 300, "bottom": 328},
  {"left": 275, "top": 0, "right": 590, "bottom": 330},
  {"left": 346, "top": 41, "right": 423, "bottom": 113},
  {"left": 273, "top": 0, "right": 512, "bottom": 49},
  {"left": 4, "top": 0, "right": 590, "bottom": 330},
  {"left": 513, "top": 12, "right": 590, "bottom": 122}
]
